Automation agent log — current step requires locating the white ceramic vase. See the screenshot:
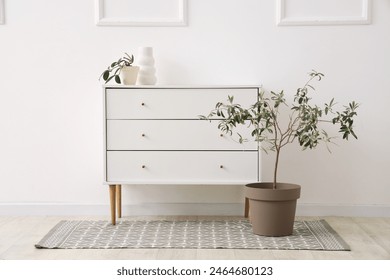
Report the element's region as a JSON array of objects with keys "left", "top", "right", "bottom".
[
  {"left": 120, "top": 66, "right": 139, "bottom": 85},
  {"left": 136, "top": 47, "right": 157, "bottom": 85}
]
